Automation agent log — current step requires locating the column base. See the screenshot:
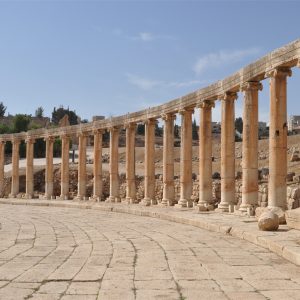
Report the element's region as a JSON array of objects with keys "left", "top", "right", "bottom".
[
  {"left": 57, "top": 195, "right": 69, "bottom": 200},
  {"left": 8, "top": 193, "right": 17, "bottom": 199},
  {"left": 216, "top": 202, "right": 229, "bottom": 212},
  {"left": 158, "top": 199, "right": 175, "bottom": 207},
  {"left": 175, "top": 199, "right": 193, "bottom": 209},
  {"left": 23, "top": 194, "right": 33, "bottom": 199},
  {"left": 140, "top": 198, "right": 152, "bottom": 206},
  {"left": 105, "top": 196, "right": 121, "bottom": 203},
  {"left": 89, "top": 196, "right": 101, "bottom": 202}
]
